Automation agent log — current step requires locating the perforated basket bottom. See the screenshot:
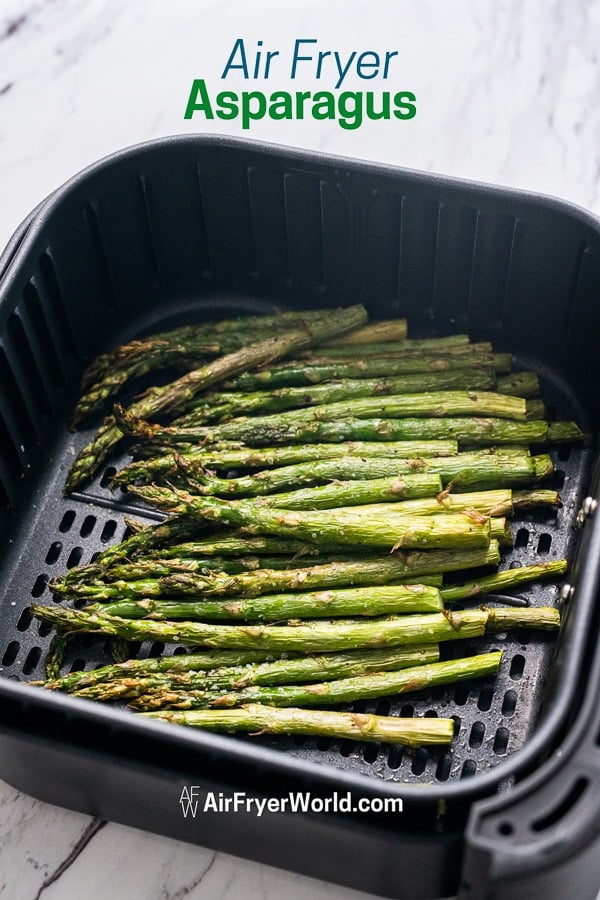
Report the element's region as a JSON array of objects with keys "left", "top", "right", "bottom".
[{"left": 0, "top": 362, "right": 592, "bottom": 786}]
